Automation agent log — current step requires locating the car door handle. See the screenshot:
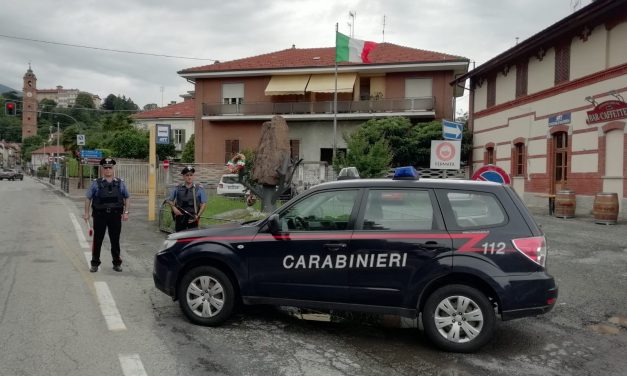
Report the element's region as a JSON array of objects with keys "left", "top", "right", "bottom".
[{"left": 323, "top": 243, "right": 347, "bottom": 251}]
